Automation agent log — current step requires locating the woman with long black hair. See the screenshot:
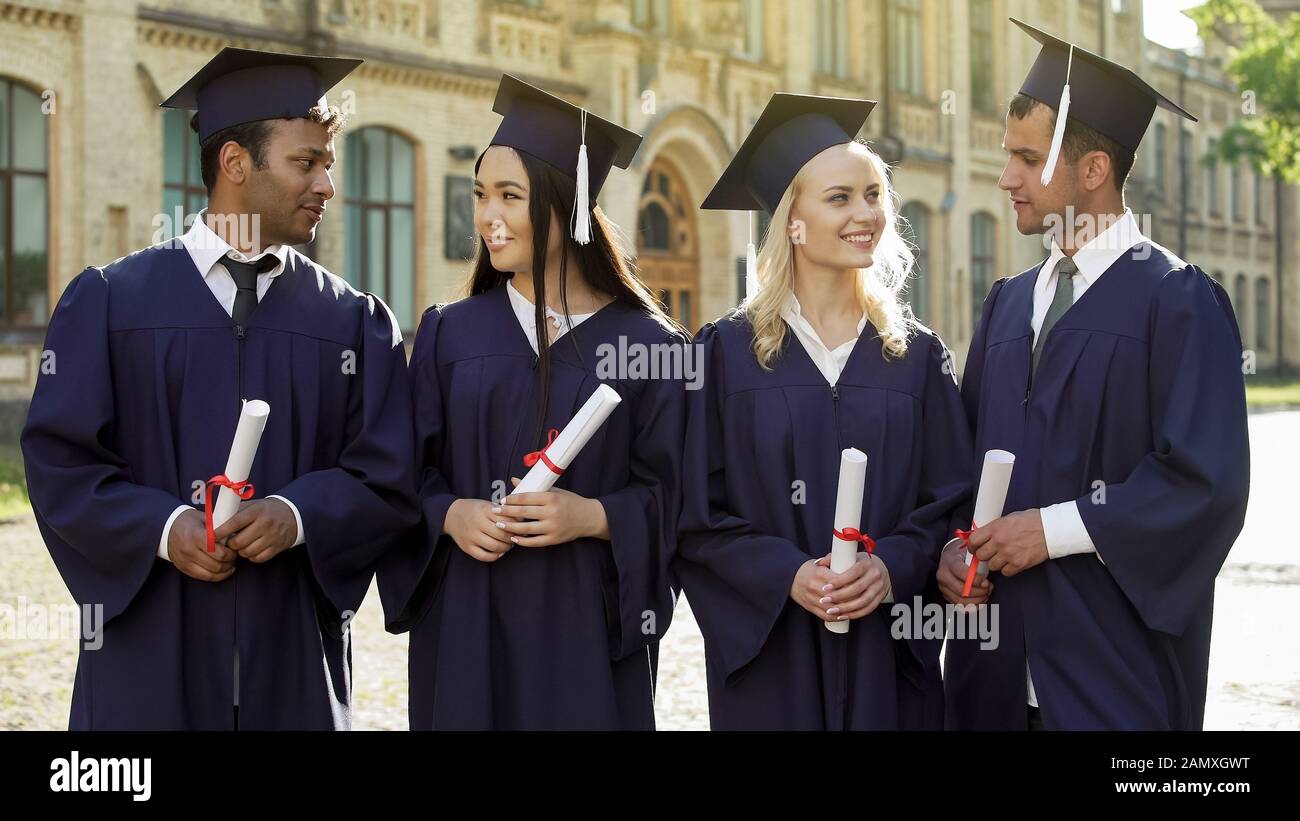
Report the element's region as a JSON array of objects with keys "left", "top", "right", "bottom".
[{"left": 378, "top": 75, "right": 688, "bottom": 730}]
